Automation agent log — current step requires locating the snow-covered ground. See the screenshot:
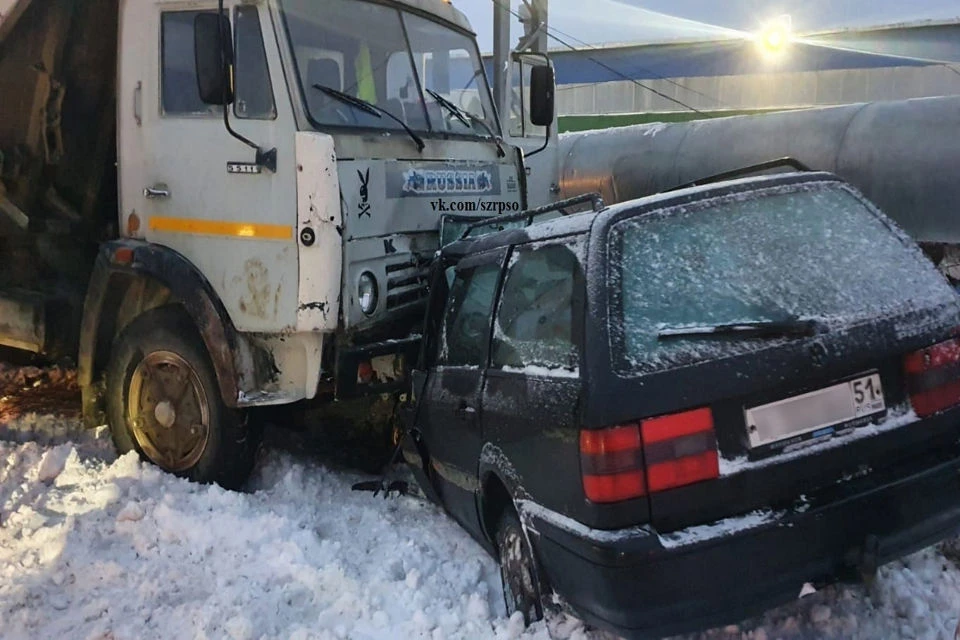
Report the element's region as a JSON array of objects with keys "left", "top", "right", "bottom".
[
  {"left": 2, "top": 370, "right": 960, "bottom": 639},
  {"left": 2, "top": 433, "right": 960, "bottom": 640}
]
